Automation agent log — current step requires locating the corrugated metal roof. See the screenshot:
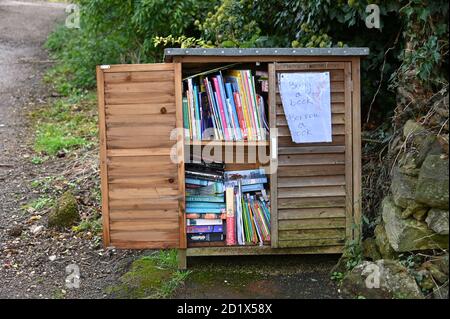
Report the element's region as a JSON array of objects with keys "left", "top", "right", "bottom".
[{"left": 164, "top": 47, "right": 370, "bottom": 60}]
